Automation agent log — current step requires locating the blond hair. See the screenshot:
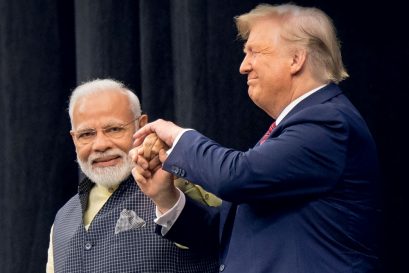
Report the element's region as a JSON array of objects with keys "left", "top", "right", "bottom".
[{"left": 235, "top": 3, "right": 348, "bottom": 83}]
